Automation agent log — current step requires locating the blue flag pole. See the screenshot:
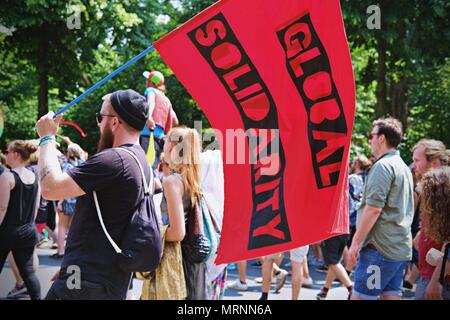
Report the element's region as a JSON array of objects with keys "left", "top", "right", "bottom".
[{"left": 54, "top": 44, "right": 155, "bottom": 117}]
